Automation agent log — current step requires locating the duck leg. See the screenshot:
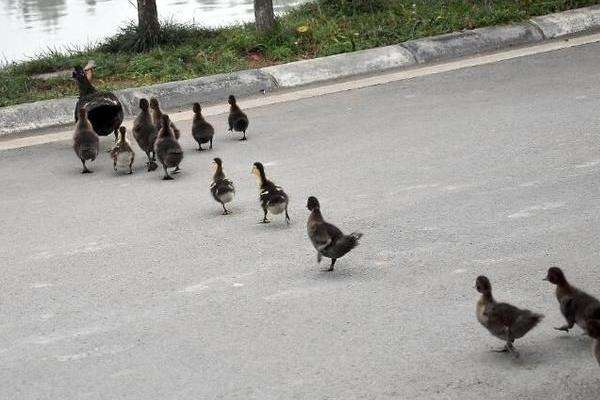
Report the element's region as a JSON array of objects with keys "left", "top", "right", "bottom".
[
  {"left": 327, "top": 258, "right": 337, "bottom": 271},
  {"left": 285, "top": 205, "right": 291, "bottom": 225},
  {"left": 221, "top": 202, "right": 230, "bottom": 215},
  {"left": 317, "top": 253, "right": 322, "bottom": 263},
  {"left": 128, "top": 159, "right": 134, "bottom": 174},
  {"left": 554, "top": 322, "right": 574, "bottom": 332},
  {"left": 173, "top": 165, "right": 181, "bottom": 174},
  {"left": 113, "top": 159, "right": 117, "bottom": 172},
  {"left": 239, "top": 130, "right": 247, "bottom": 141},
  {"left": 197, "top": 144, "right": 203, "bottom": 151},
  {"left": 261, "top": 206, "right": 270, "bottom": 223},
  {"left": 209, "top": 138, "right": 213, "bottom": 150},
  {"left": 81, "top": 159, "right": 92, "bottom": 174},
  {"left": 162, "top": 164, "right": 173, "bottom": 180}
]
